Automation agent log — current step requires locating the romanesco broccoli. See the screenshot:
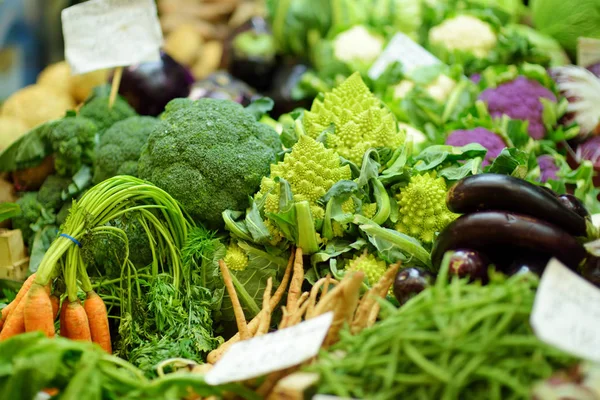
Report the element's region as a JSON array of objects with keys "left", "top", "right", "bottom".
[
  {"left": 302, "top": 73, "right": 404, "bottom": 165},
  {"left": 223, "top": 241, "right": 249, "bottom": 271},
  {"left": 395, "top": 172, "right": 458, "bottom": 243},
  {"left": 345, "top": 250, "right": 387, "bottom": 286},
  {"left": 256, "top": 134, "right": 351, "bottom": 231}
]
